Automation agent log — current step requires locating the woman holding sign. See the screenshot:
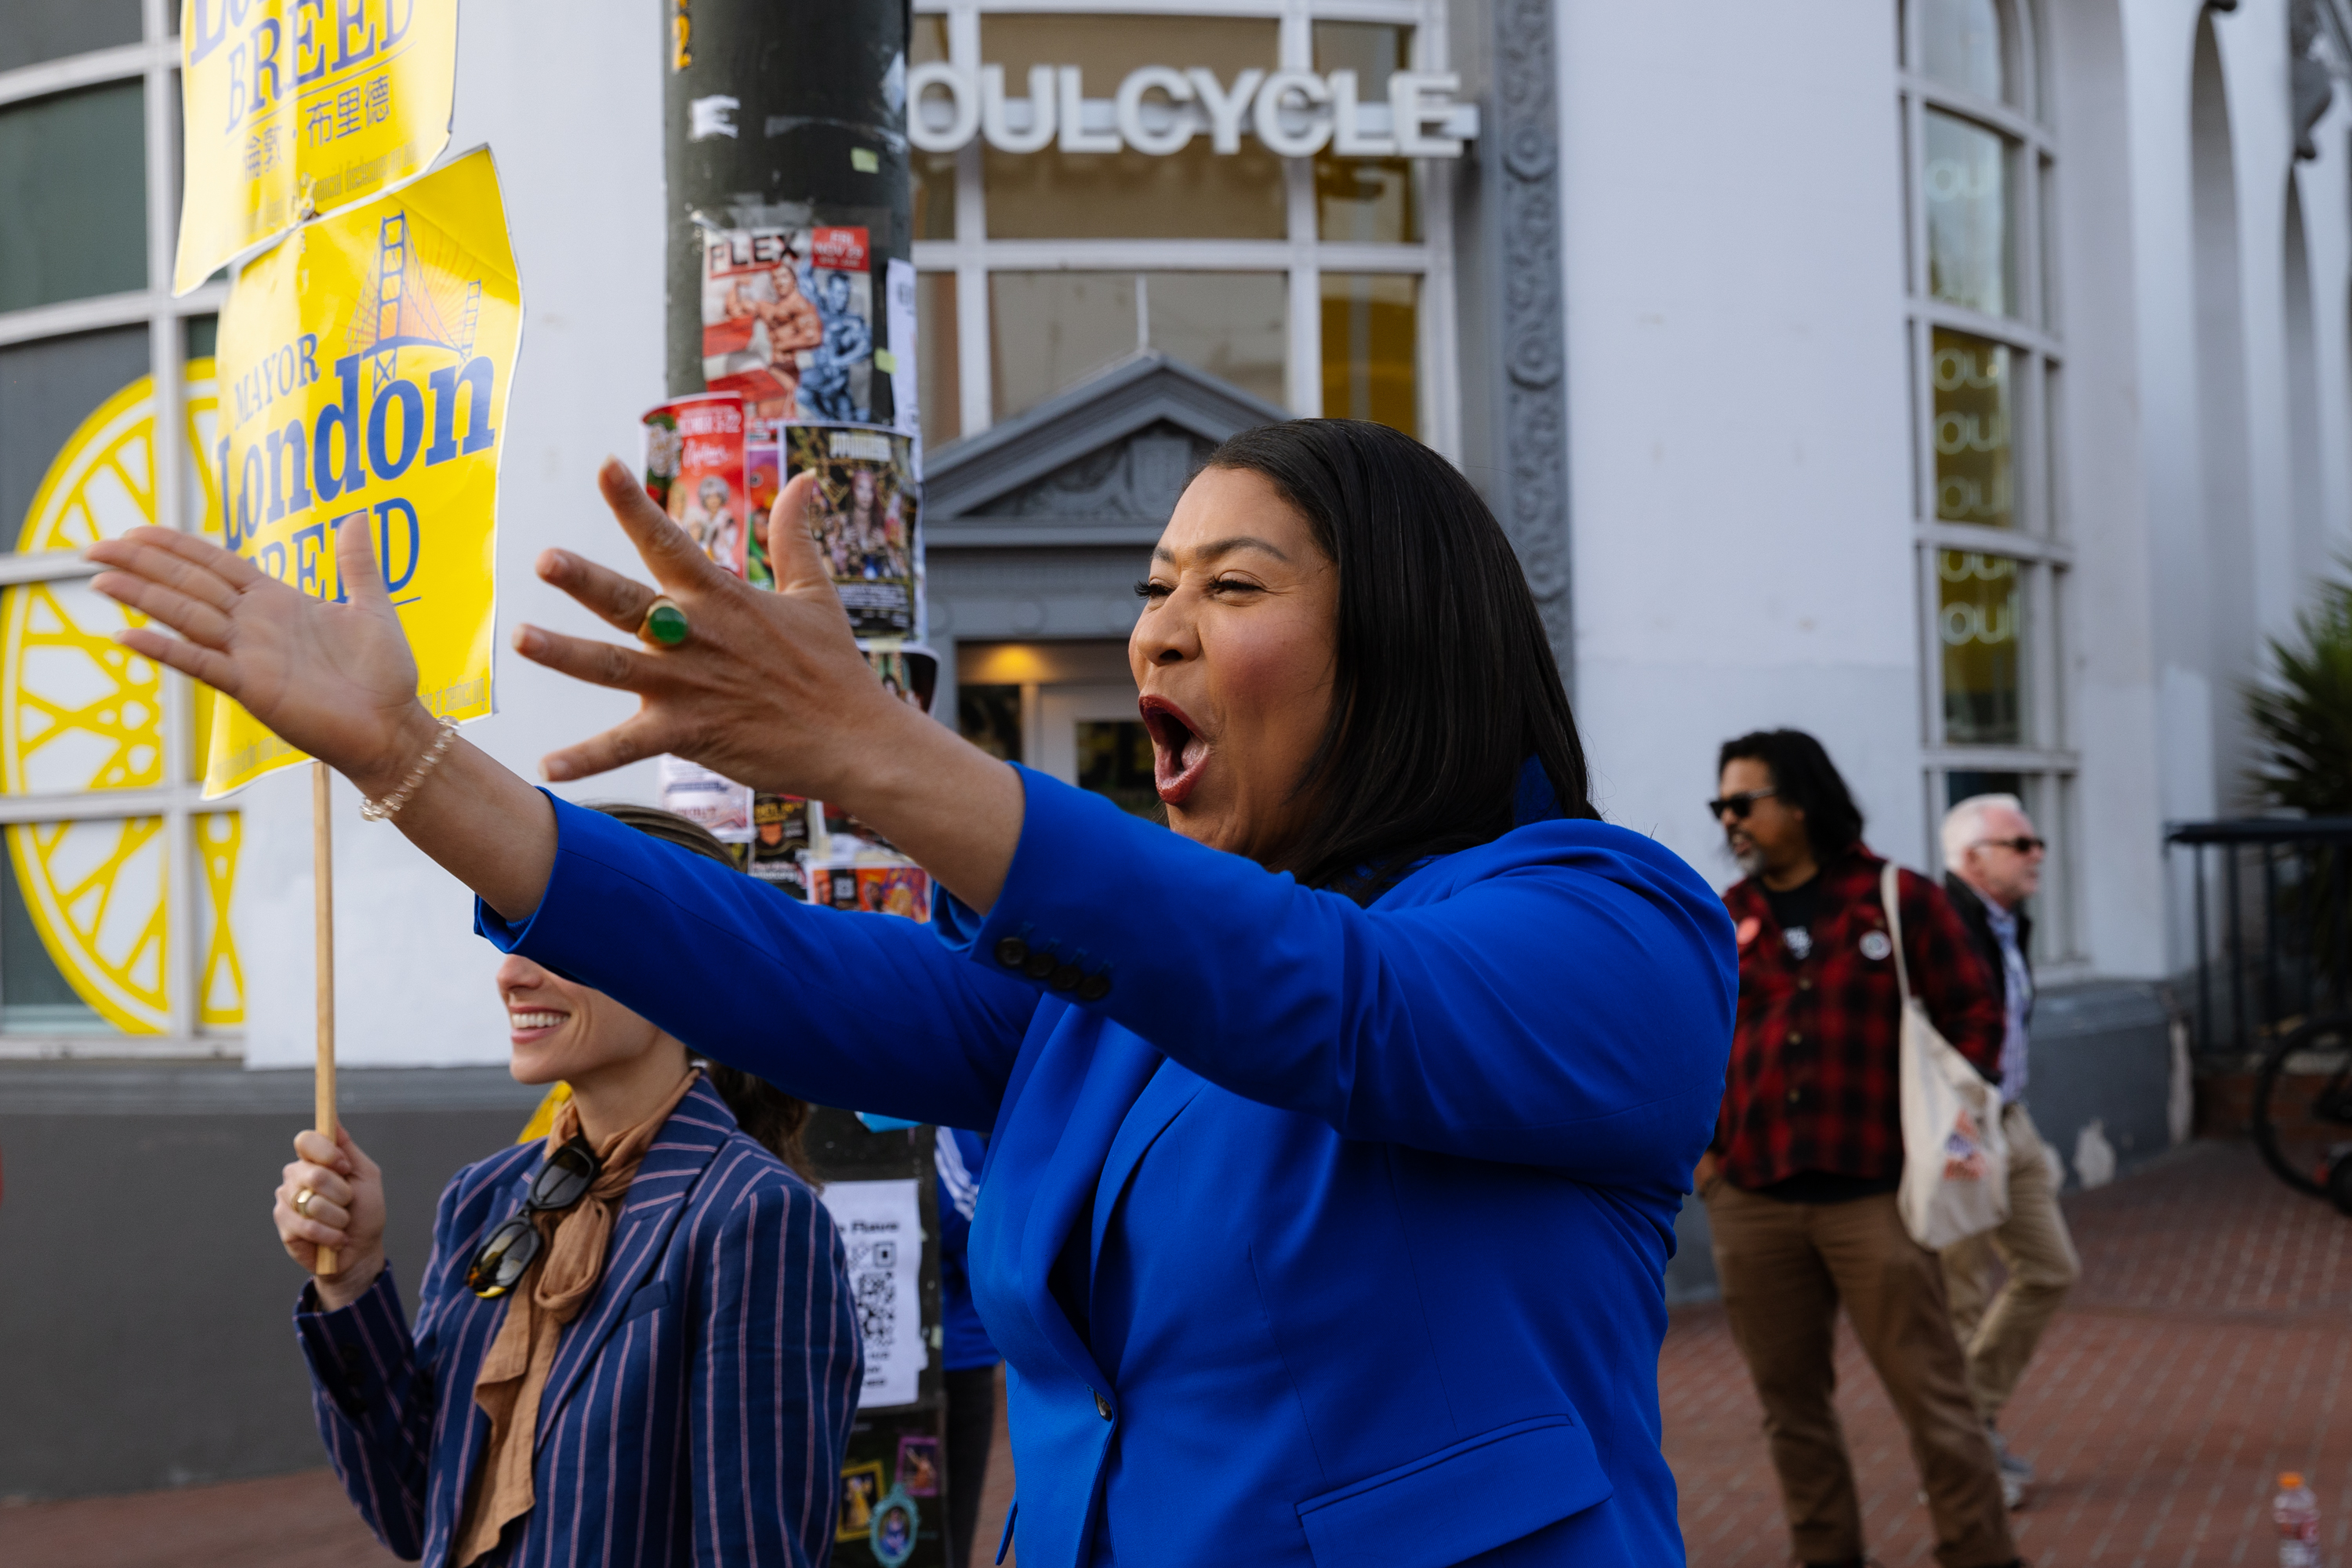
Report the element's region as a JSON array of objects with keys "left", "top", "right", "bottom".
[
  {"left": 93, "top": 419, "right": 1735, "bottom": 1568},
  {"left": 267, "top": 804, "right": 860, "bottom": 1568}
]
